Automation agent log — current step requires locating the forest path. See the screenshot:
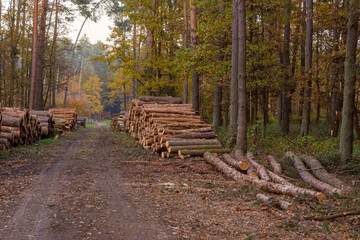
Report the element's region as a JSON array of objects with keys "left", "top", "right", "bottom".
[
  {"left": 0, "top": 126, "right": 173, "bottom": 240},
  {"left": 0, "top": 126, "right": 351, "bottom": 239}
]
